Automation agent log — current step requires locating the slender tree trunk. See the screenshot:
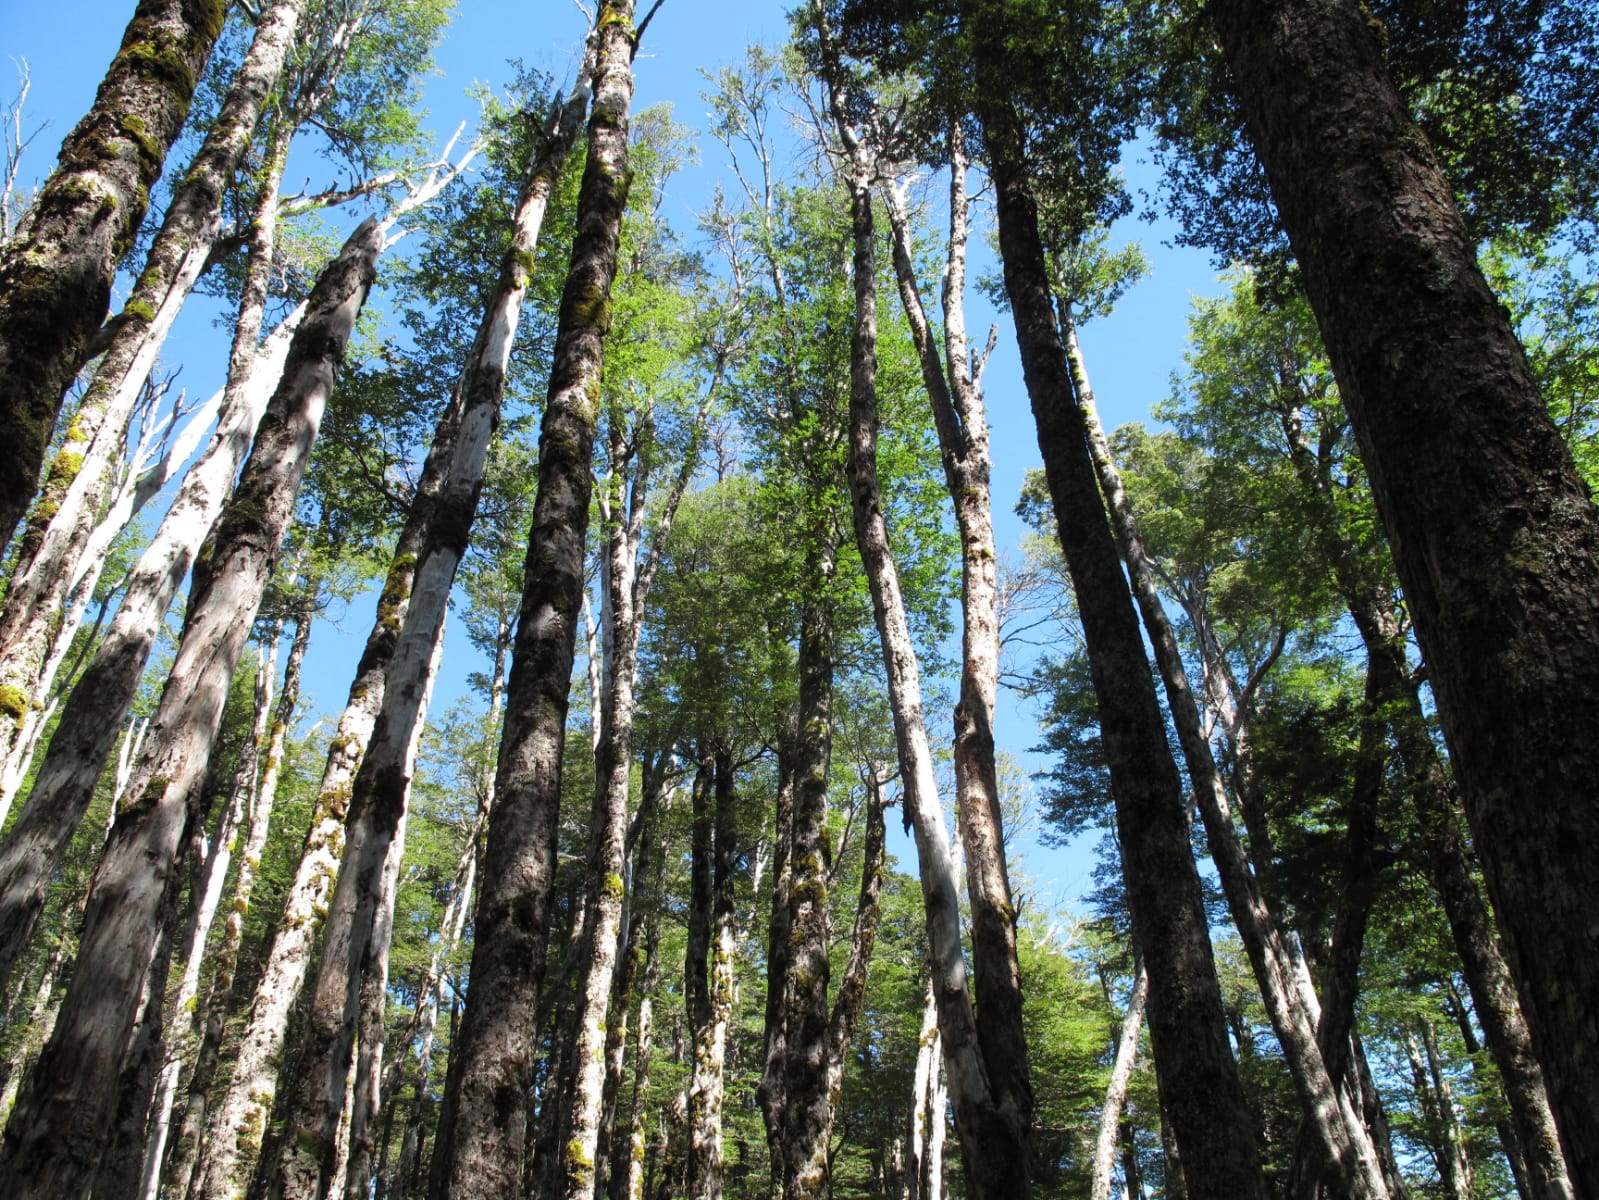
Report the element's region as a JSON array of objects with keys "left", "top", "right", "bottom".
[
  {"left": 685, "top": 761, "right": 717, "bottom": 1196},
  {"left": 836, "top": 144, "right": 1029, "bottom": 1200},
  {"left": 1275, "top": 402, "right": 1575, "bottom": 1200},
  {"left": 1060, "top": 311, "right": 1384, "bottom": 1198},
  {"left": 776, "top": 547, "right": 837, "bottom": 1200},
  {"left": 0, "top": 0, "right": 224, "bottom": 549},
  {"left": 428, "top": 8, "right": 634, "bottom": 1193},
  {"left": 1206, "top": 2, "right": 1599, "bottom": 1177},
  {"left": 0, "top": 0, "right": 304, "bottom": 756},
  {"left": 0, "top": 216, "right": 379, "bottom": 1200},
  {"left": 963, "top": 16, "right": 1265, "bottom": 1195},
  {"left": 877, "top": 133, "right": 1036, "bottom": 1198},
  {"left": 1092, "top": 959, "right": 1149, "bottom": 1200},
  {"left": 908, "top": 983, "right": 945, "bottom": 1200},
  {"left": 1403, "top": 1021, "right": 1472, "bottom": 1200},
  {"left": 757, "top": 754, "right": 796, "bottom": 1190},
  {"left": 609, "top": 804, "right": 667, "bottom": 1200},
  {"left": 0, "top": 121, "right": 305, "bottom": 997},
  {"left": 823, "top": 764, "right": 887, "bottom": 1121},
  {"left": 268, "top": 79, "right": 585, "bottom": 1200},
  {"left": 162, "top": 612, "right": 308, "bottom": 1200}
]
